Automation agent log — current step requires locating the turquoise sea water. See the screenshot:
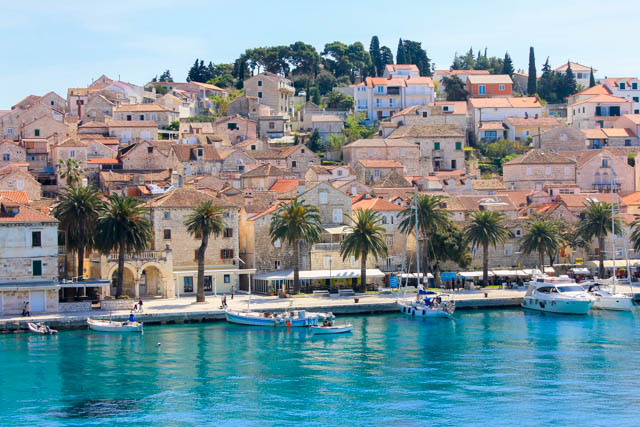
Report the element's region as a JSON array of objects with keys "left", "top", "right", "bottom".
[{"left": 2, "top": 309, "right": 640, "bottom": 426}]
